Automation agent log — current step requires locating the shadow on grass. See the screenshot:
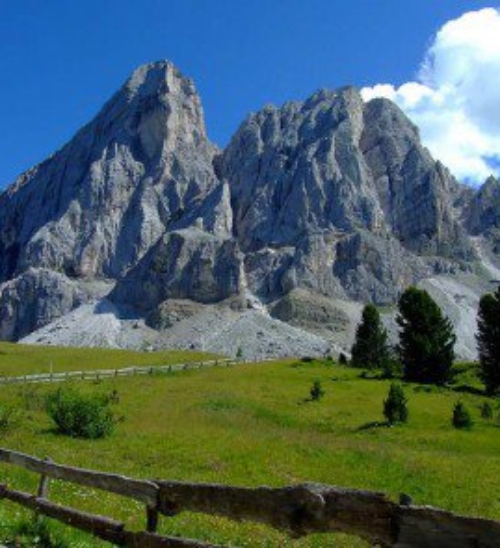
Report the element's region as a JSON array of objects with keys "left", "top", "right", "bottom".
[
  {"left": 356, "top": 420, "right": 390, "bottom": 431},
  {"left": 451, "top": 384, "right": 486, "bottom": 397}
]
